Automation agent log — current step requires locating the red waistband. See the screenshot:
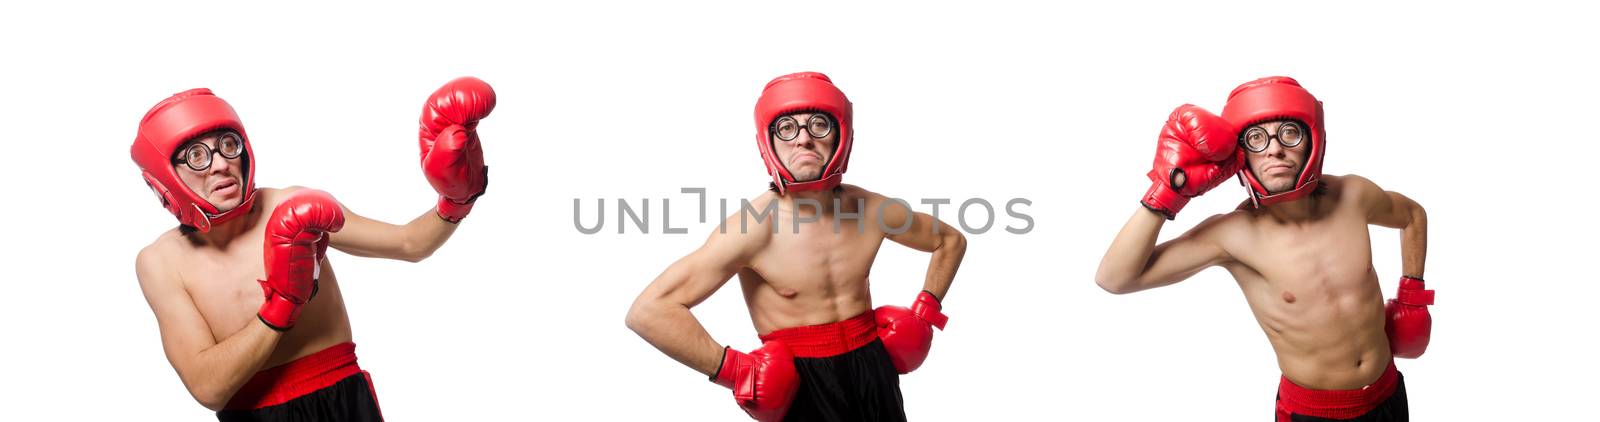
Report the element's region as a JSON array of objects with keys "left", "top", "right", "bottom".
[
  {"left": 758, "top": 311, "right": 877, "bottom": 358},
  {"left": 1275, "top": 361, "right": 1399, "bottom": 420},
  {"left": 224, "top": 342, "right": 364, "bottom": 410}
]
